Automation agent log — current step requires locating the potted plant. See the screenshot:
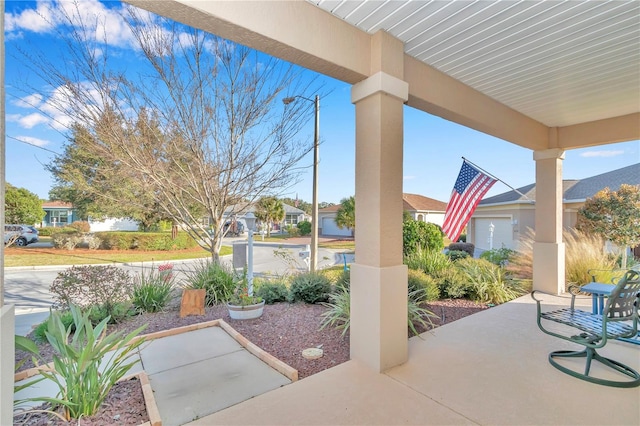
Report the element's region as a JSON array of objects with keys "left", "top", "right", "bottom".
[{"left": 226, "top": 271, "right": 264, "bottom": 320}]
